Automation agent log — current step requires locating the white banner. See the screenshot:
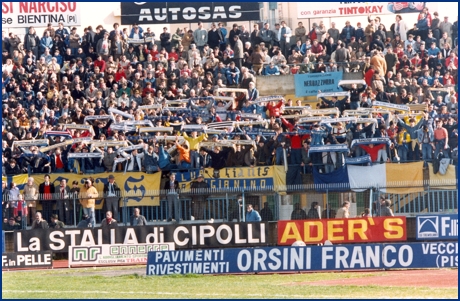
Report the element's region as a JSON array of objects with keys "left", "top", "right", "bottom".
[
  {"left": 297, "top": 2, "right": 426, "bottom": 19},
  {"left": 2, "top": 2, "right": 81, "bottom": 28},
  {"left": 69, "top": 243, "right": 174, "bottom": 267}
]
